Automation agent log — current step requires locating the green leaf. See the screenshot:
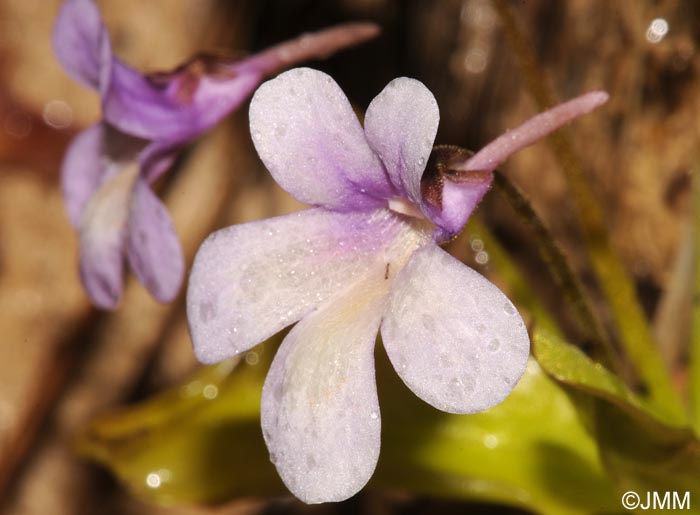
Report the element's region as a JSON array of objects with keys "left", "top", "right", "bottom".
[
  {"left": 532, "top": 328, "right": 700, "bottom": 502},
  {"left": 76, "top": 343, "right": 285, "bottom": 504},
  {"left": 77, "top": 335, "right": 620, "bottom": 514}
]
